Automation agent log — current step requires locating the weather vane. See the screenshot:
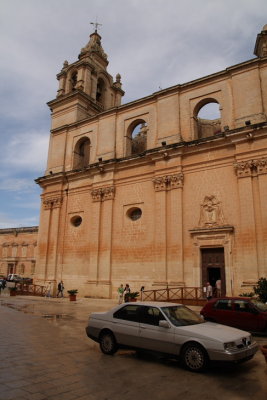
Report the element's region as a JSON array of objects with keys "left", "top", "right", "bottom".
[{"left": 90, "top": 18, "right": 102, "bottom": 33}]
